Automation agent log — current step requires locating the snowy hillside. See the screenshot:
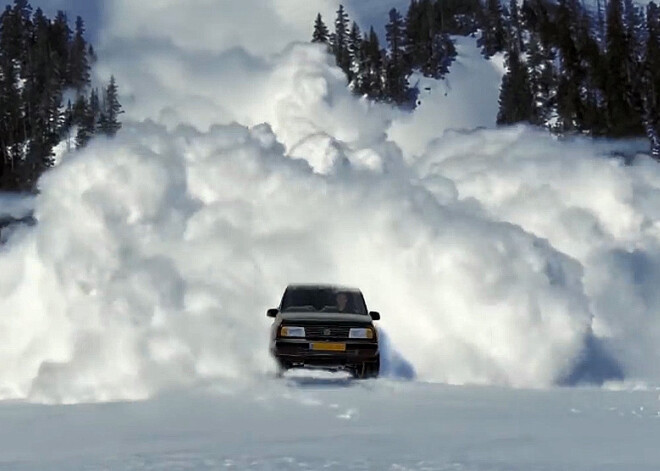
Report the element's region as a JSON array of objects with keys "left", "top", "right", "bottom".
[{"left": 389, "top": 36, "right": 506, "bottom": 158}]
